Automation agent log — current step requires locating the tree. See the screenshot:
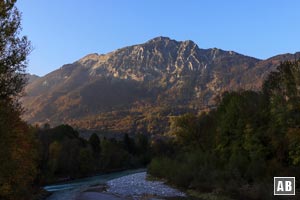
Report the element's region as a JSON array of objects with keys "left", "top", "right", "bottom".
[
  {"left": 0, "top": 0, "right": 31, "bottom": 99},
  {"left": 0, "top": 100, "right": 37, "bottom": 200},
  {"left": 79, "top": 148, "right": 94, "bottom": 175},
  {"left": 48, "top": 141, "right": 62, "bottom": 175},
  {"left": 263, "top": 60, "right": 300, "bottom": 167},
  {"left": 89, "top": 133, "right": 101, "bottom": 156},
  {"left": 123, "top": 133, "right": 135, "bottom": 154},
  {"left": 263, "top": 60, "right": 300, "bottom": 128},
  {"left": 170, "top": 112, "right": 215, "bottom": 150},
  {"left": 0, "top": 1, "right": 36, "bottom": 199}
]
